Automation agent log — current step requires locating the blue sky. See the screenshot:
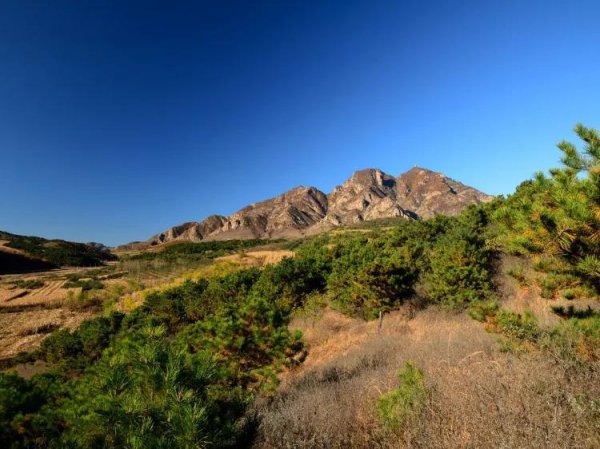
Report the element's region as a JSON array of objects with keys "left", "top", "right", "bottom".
[{"left": 2, "top": 1, "right": 599, "bottom": 245}]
